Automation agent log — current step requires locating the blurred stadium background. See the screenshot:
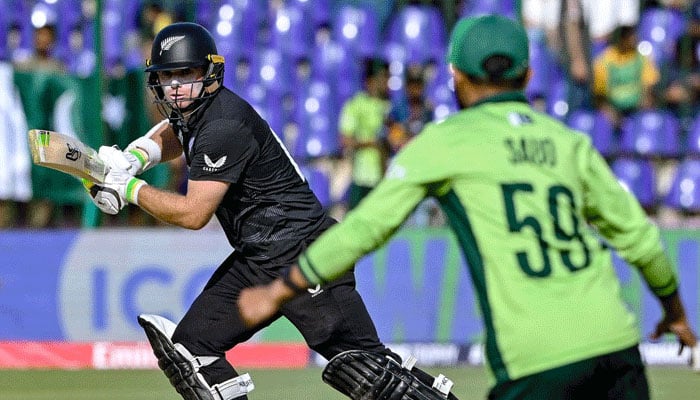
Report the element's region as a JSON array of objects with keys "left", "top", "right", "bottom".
[{"left": 1, "top": 0, "right": 699, "bottom": 398}]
